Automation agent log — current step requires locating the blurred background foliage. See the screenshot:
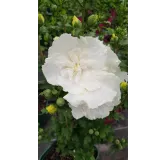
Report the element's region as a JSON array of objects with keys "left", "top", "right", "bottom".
[{"left": 38, "top": 0, "right": 128, "bottom": 80}]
